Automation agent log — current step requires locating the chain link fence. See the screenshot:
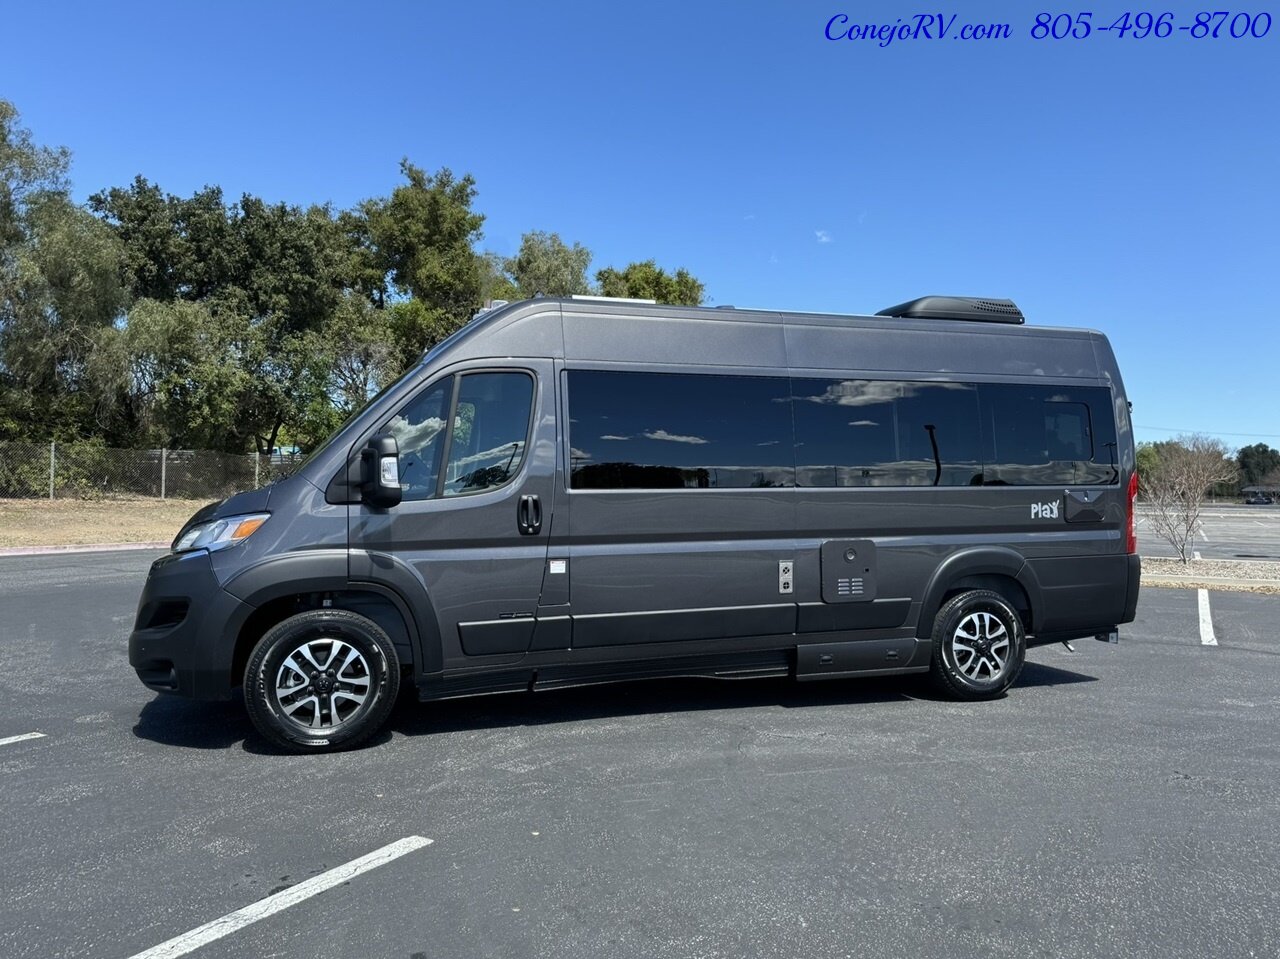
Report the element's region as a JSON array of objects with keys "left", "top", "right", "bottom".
[{"left": 0, "top": 441, "right": 304, "bottom": 500}]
